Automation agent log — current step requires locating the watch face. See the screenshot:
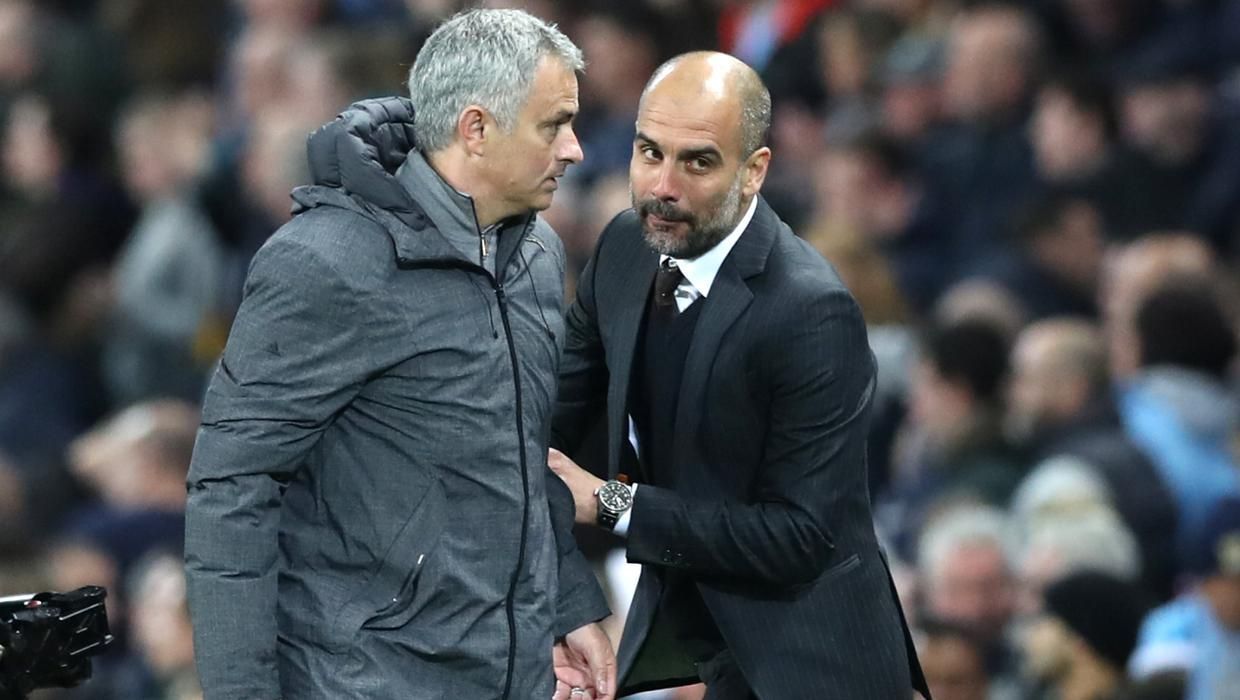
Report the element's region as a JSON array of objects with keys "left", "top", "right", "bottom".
[{"left": 598, "top": 482, "right": 633, "bottom": 511}]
